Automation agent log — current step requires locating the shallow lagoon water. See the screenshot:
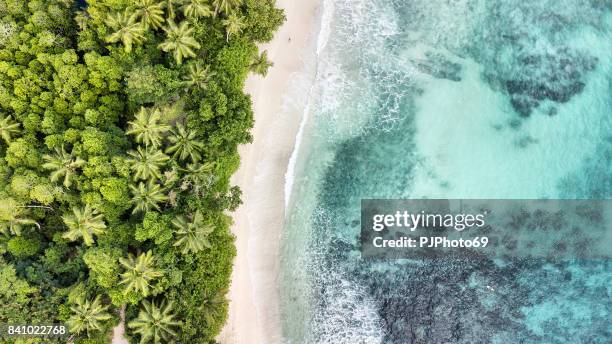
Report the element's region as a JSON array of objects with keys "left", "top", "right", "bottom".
[{"left": 281, "top": 1, "right": 612, "bottom": 343}]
